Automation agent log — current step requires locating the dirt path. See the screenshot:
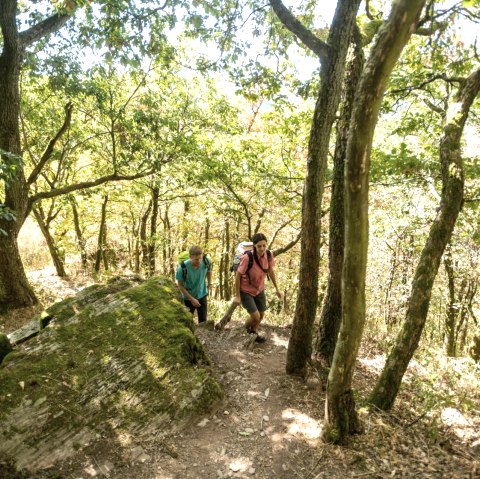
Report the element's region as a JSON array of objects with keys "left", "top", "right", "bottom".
[
  {"left": 3, "top": 311, "right": 479, "bottom": 478},
  {"left": 157, "top": 322, "right": 326, "bottom": 479}
]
